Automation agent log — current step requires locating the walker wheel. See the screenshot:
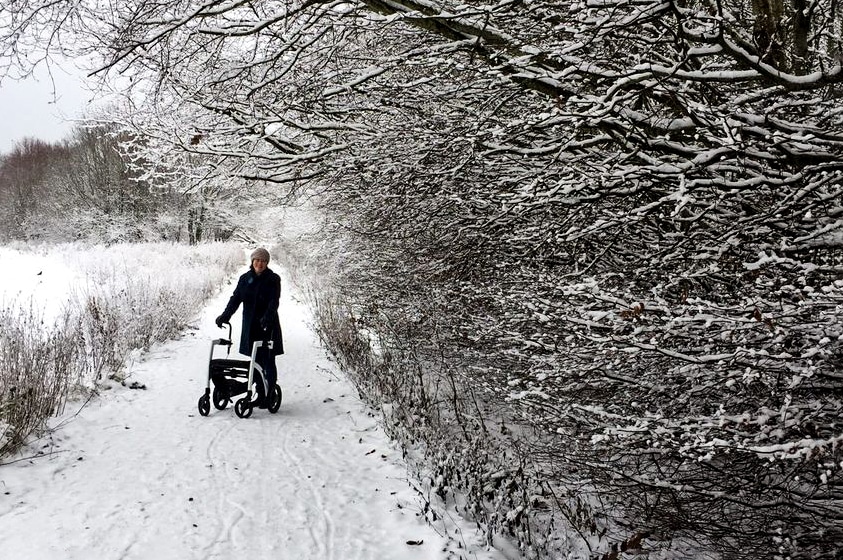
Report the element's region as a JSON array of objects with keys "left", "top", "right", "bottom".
[
  {"left": 268, "top": 384, "right": 283, "bottom": 414},
  {"left": 212, "top": 386, "right": 229, "bottom": 410},
  {"left": 234, "top": 398, "right": 253, "bottom": 419},
  {"left": 197, "top": 394, "right": 211, "bottom": 417}
]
